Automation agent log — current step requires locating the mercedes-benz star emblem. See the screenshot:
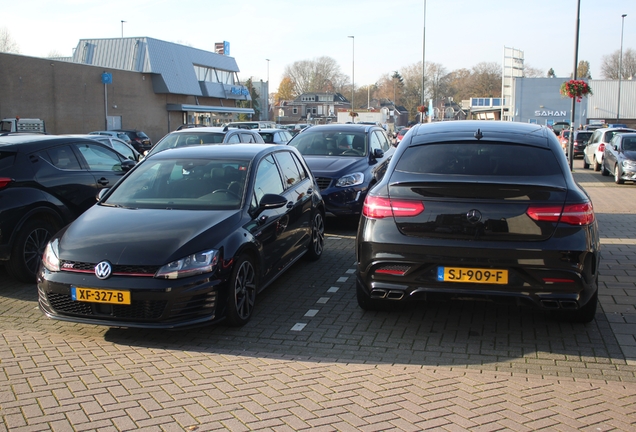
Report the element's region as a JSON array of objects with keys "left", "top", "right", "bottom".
[
  {"left": 95, "top": 261, "right": 112, "bottom": 280},
  {"left": 466, "top": 209, "right": 482, "bottom": 224}
]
